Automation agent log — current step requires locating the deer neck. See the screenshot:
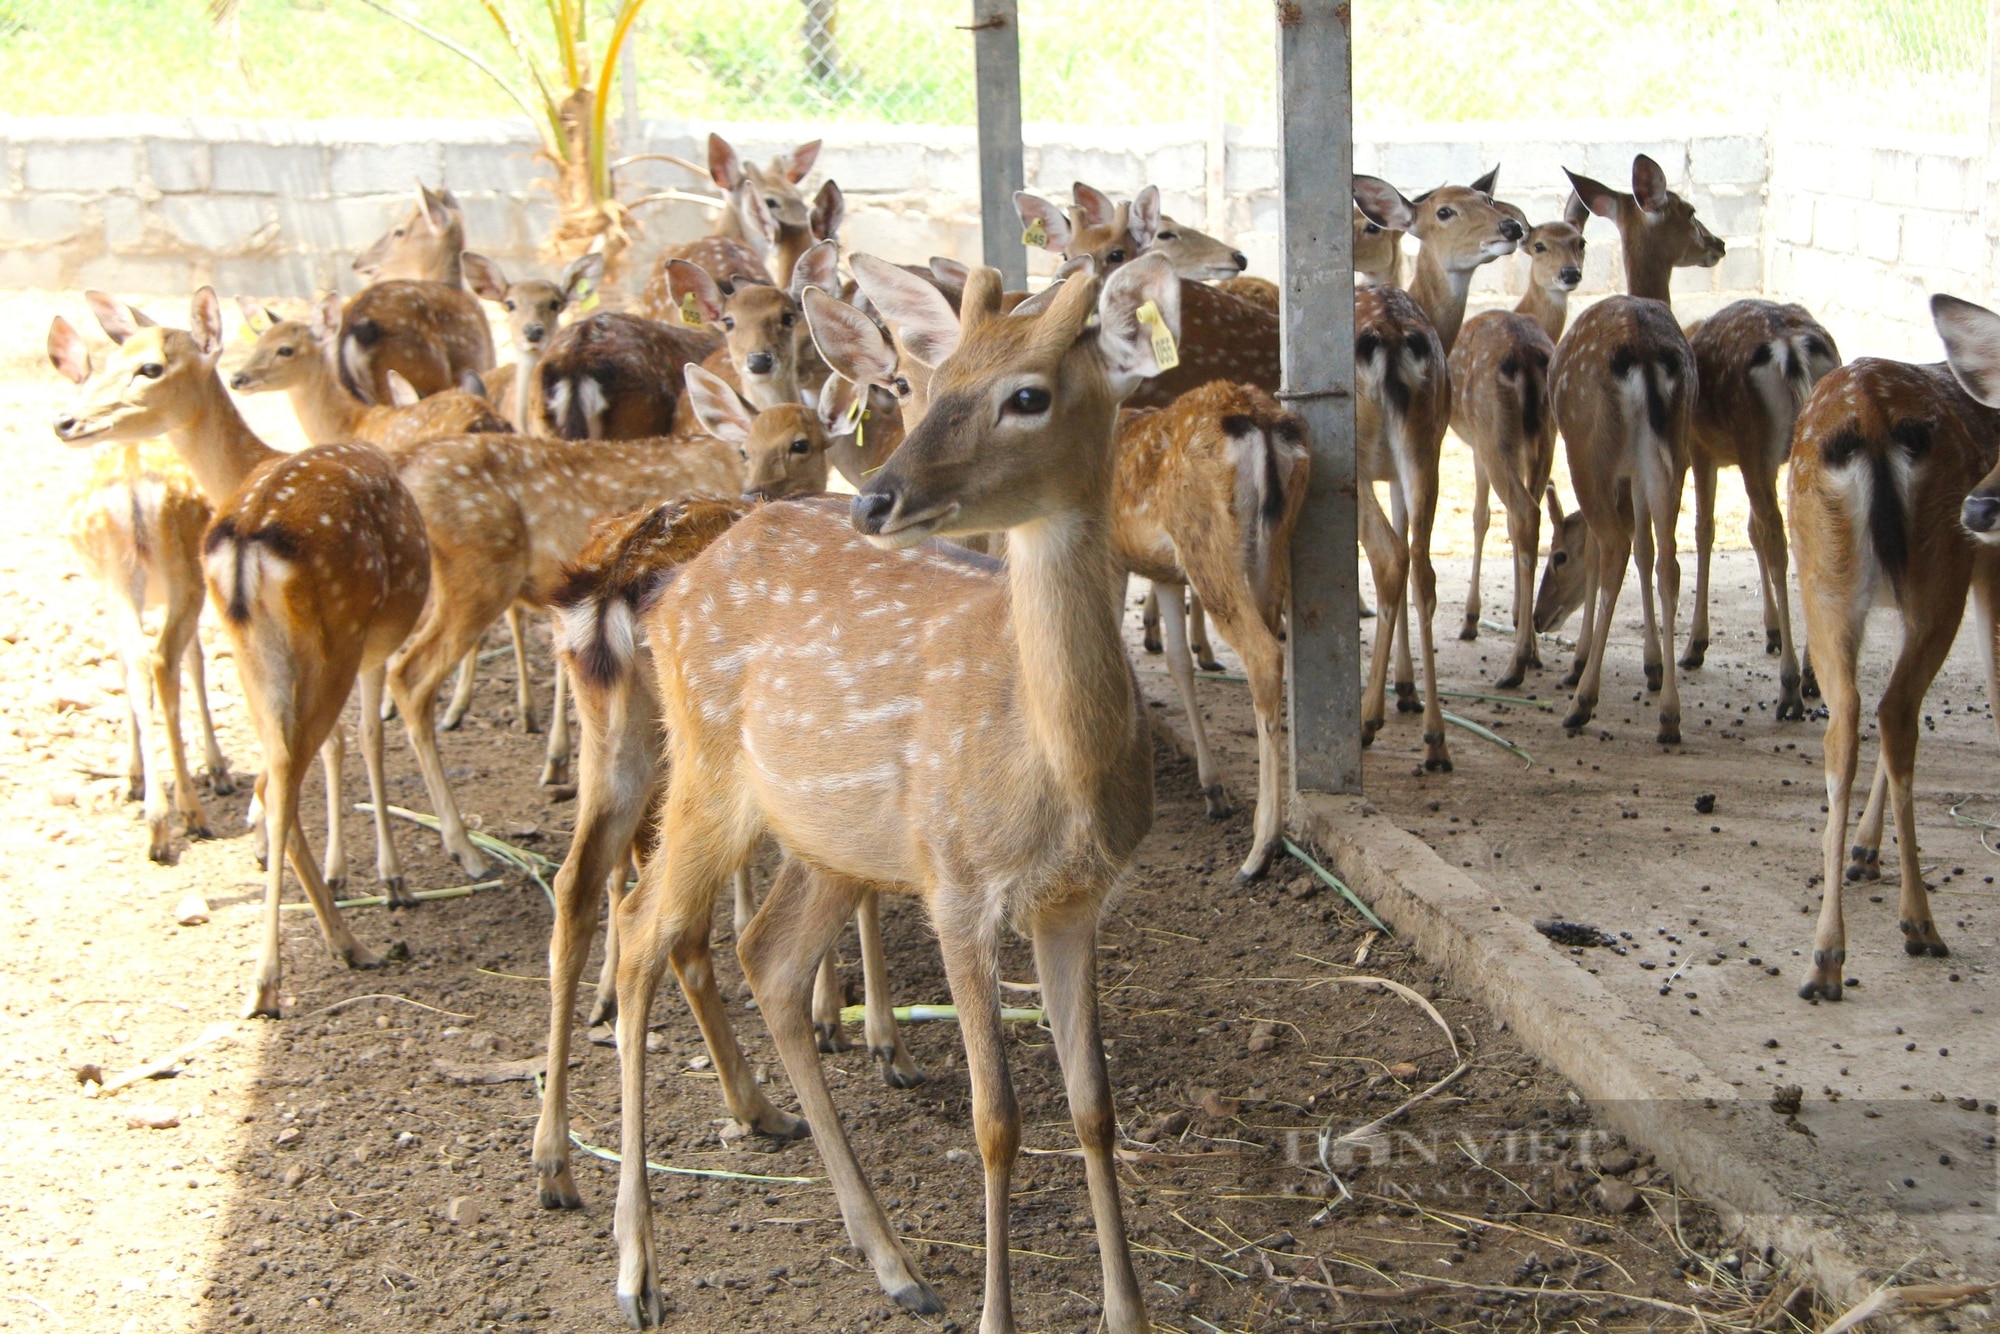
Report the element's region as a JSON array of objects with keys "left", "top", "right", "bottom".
[
  {"left": 289, "top": 352, "right": 367, "bottom": 445},
  {"left": 514, "top": 346, "right": 540, "bottom": 429},
  {"left": 1003, "top": 500, "right": 1137, "bottom": 798},
  {"left": 1621, "top": 233, "right": 1675, "bottom": 306},
  {"left": 169, "top": 372, "right": 280, "bottom": 504},
  {"left": 1409, "top": 249, "right": 1473, "bottom": 352},
  {"left": 1514, "top": 283, "right": 1570, "bottom": 344}
]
